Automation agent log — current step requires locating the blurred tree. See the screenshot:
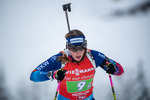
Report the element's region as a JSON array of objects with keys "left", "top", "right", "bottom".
[
  {"left": 116, "top": 60, "right": 150, "bottom": 100},
  {"left": 128, "top": 1, "right": 150, "bottom": 15},
  {"left": 136, "top": 61, "right": 150, "bottom": 100},
  {"left": 113, "top": 1, "right": 150, "bottom": 17},
  {"left": 0, "top": 67, "right": 9, "bottom": 100}
]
